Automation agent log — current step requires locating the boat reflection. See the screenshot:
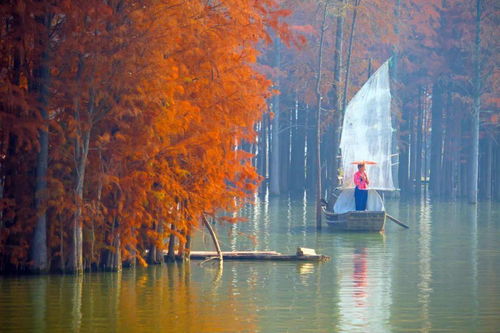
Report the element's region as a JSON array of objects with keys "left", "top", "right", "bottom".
[{"left": 336, "top": 234, "right": 392, "bottom": 332}]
